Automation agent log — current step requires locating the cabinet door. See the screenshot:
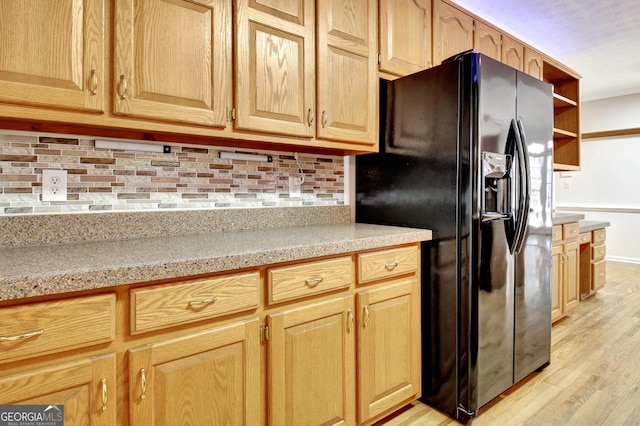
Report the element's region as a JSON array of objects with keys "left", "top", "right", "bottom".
[
  {"left": 129, "top": 318, "right": 260, "bottom": 426},
  {"left": 524, "top": 47, "right": 544, "bottom": 80},
  {"left": 0, "top": 0, "right": 104, "bottom": 112},
  {"left": 501, "top": 35, "right": 524, "bottom": 71},
  {"left": 268, "top": 296, "right": 355, "bottom": 426},
  {"left": 474, "top": 21, "right": 501, "bottom": 61},
  {"left": 563, "top": 241, "right": 580, "bottom": 313},
  {"left": 551, "top": 244, "right": 563, "bottom": 322},
  {"left": 356, "top": 279, "right": 420, "bottom": 423},
  {"left": 316, "top": 0, "right": 377, "bottom": 145},
  {"left": 113, "top": 0, "right": 231, "bottom": 127},
  {"left": 235, "top": 0, "right": 315, "bottom": 137},
  {"left": 378, "top": 0, "right": 432, "bottom": 77},
  {"left": 433, "top": 0, "right": 473, "bottom": 65},
  {"left": 0, "top": 353, "right": 116, "bottom": 426}
]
